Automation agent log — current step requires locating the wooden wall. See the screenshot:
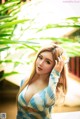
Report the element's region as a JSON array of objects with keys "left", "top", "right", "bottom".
[{"left": 69, "top": 57, "right": 80, "bottom": 79}]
